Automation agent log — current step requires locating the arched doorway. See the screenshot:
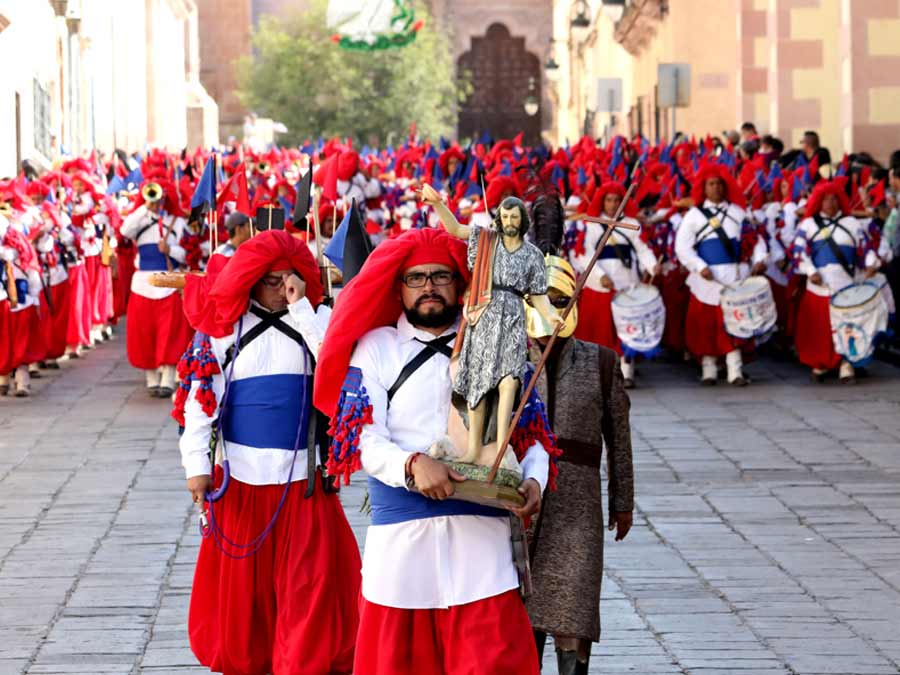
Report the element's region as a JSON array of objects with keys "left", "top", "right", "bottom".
[{"left": 457, "top": 23, "right": 541, "bottom": 144}]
